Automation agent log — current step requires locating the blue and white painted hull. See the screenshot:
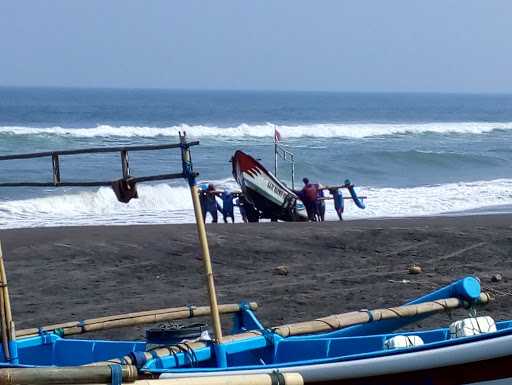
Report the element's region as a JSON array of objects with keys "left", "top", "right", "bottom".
[
  {"left": 156, "top": 325, "right": 512, "bottom": 385},
  {"left": 1, "top": 277, "right": 510, "bottom": 385}
]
